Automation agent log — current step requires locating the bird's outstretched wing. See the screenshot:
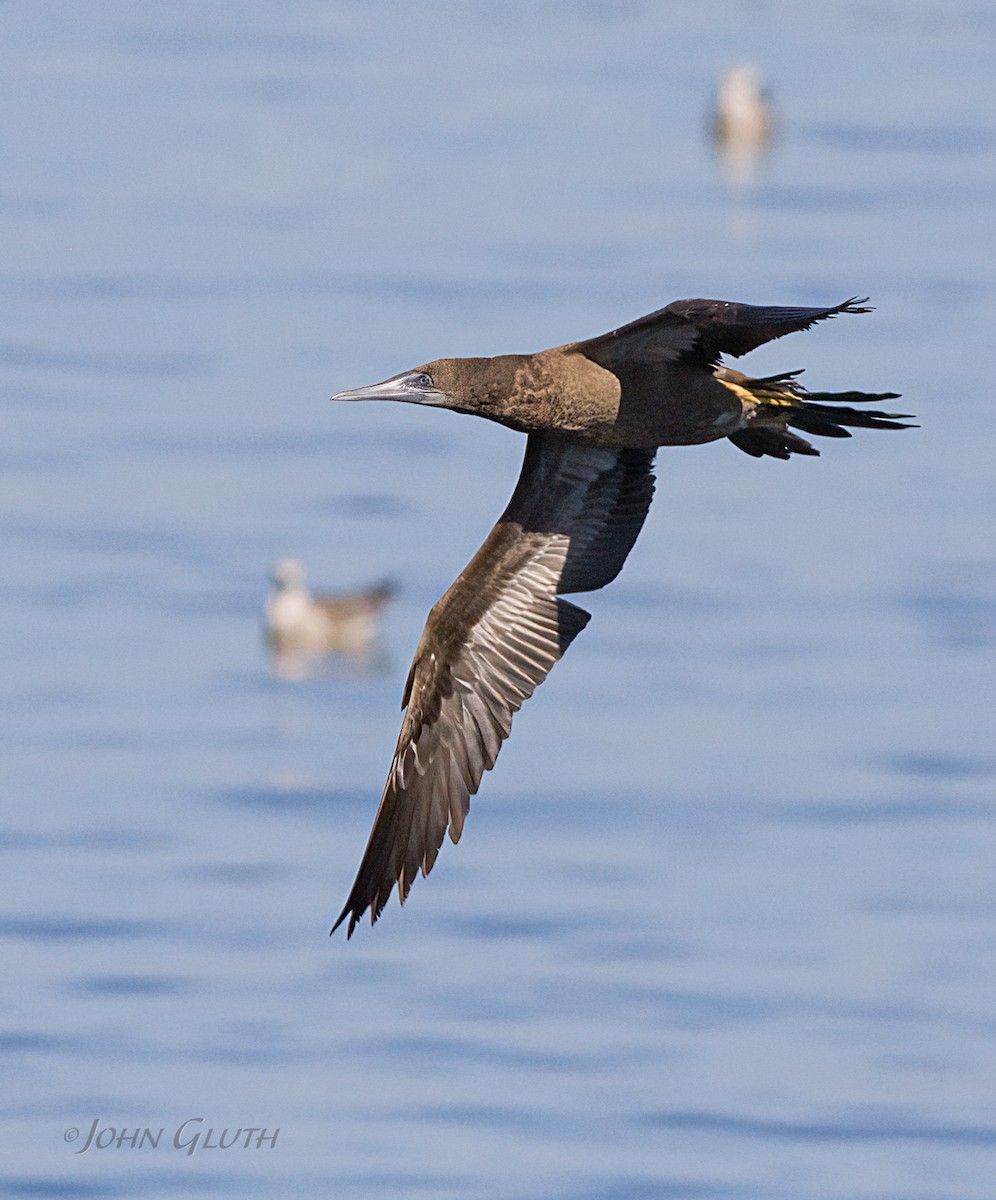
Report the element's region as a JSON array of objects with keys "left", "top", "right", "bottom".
[
  {"left": 575, "top": 297, "right": 871, "bottom": 370},
  {"left": 333, "top": 432, "right": 656, "bottom": 936}
]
